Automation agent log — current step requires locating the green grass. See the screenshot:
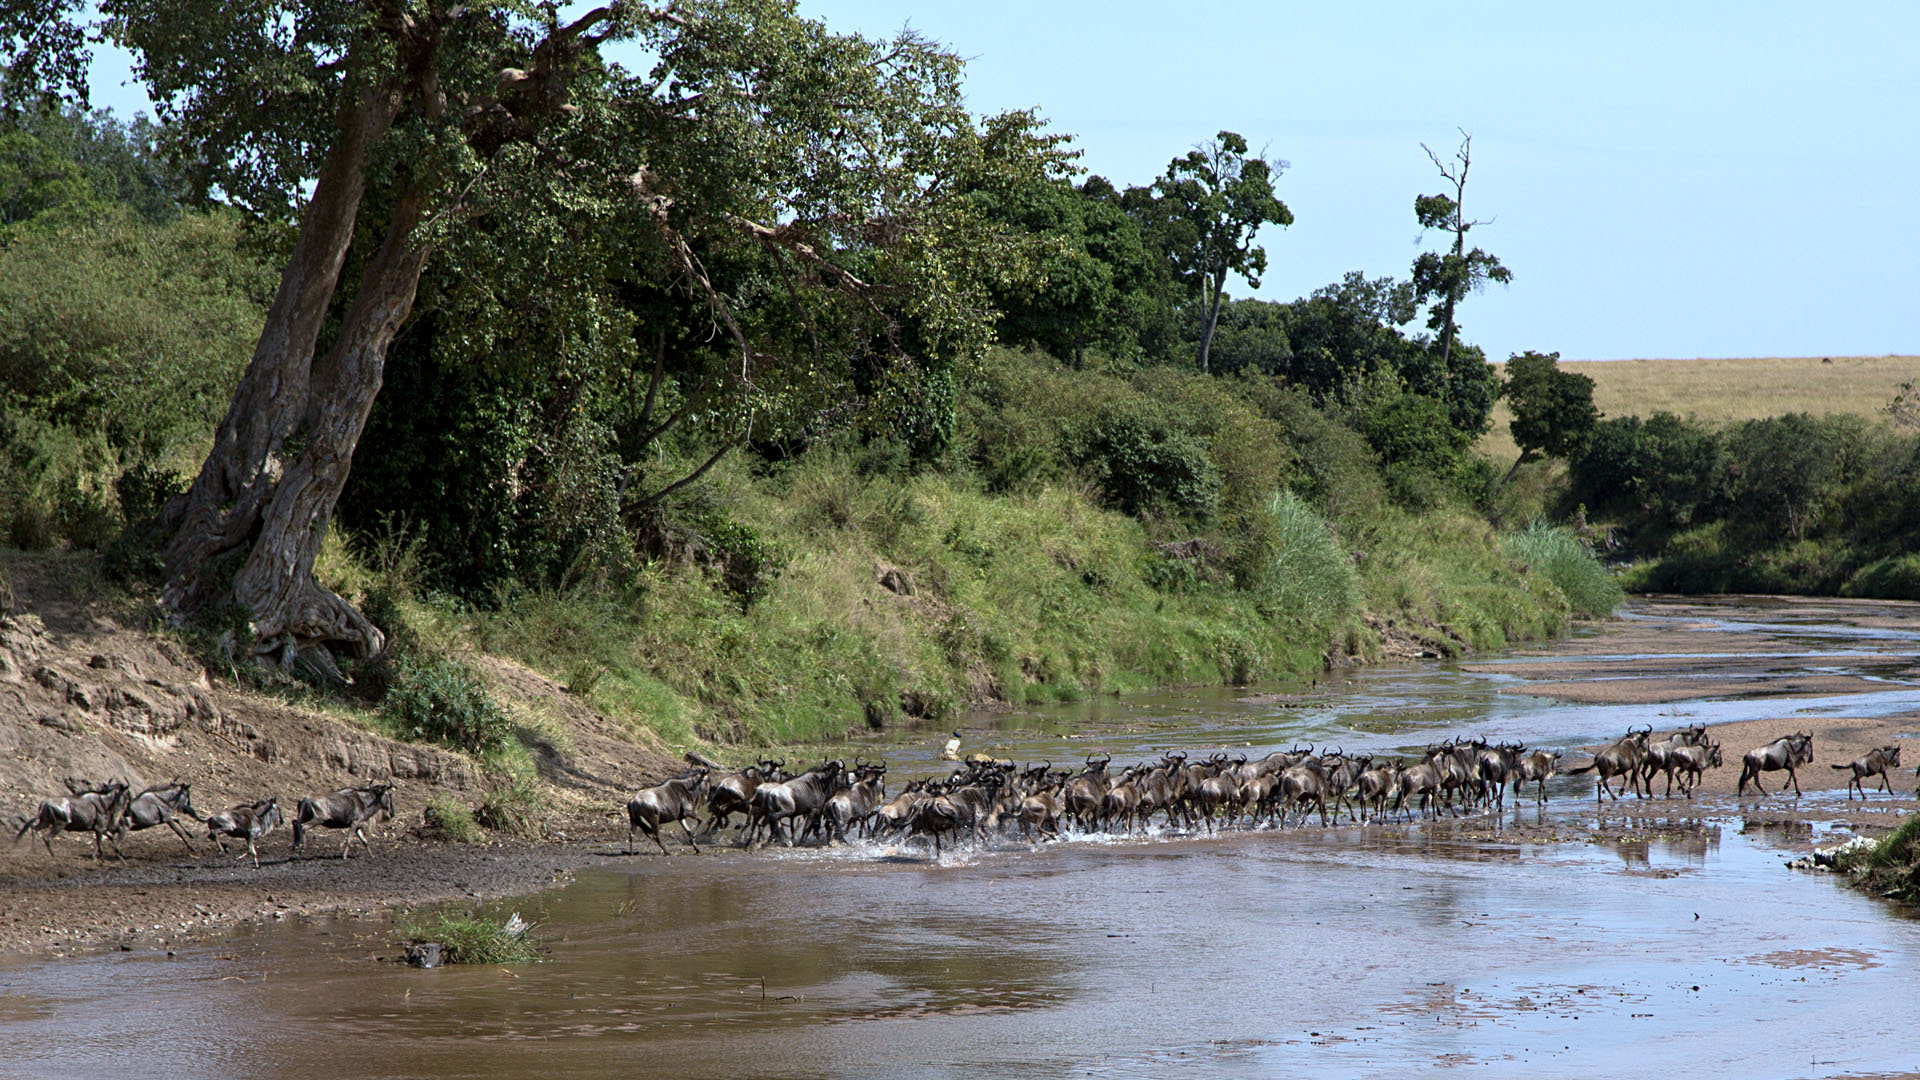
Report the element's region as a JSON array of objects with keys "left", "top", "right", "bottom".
[
  {"left": 422, "top": 796, "right": 483, "bottom": 843},
  {"left": 1502, "top": 521, "right": 1625, "bottom": 617}
]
